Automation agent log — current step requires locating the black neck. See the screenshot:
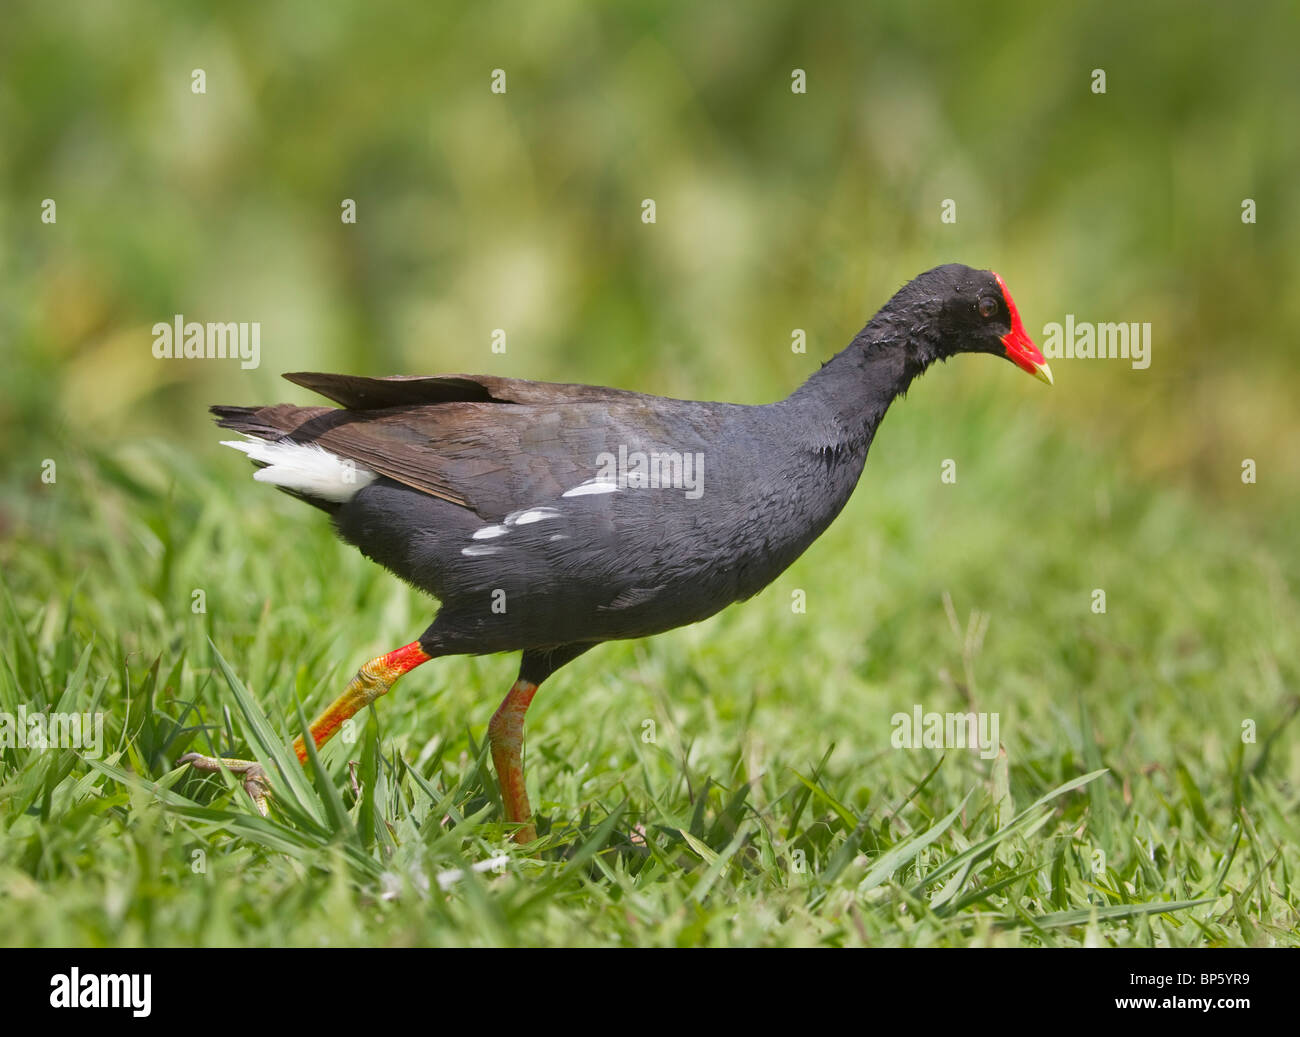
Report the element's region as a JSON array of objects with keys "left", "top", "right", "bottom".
[{"left": 783, "top": 311, "right": 940, "bottom": 450}]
